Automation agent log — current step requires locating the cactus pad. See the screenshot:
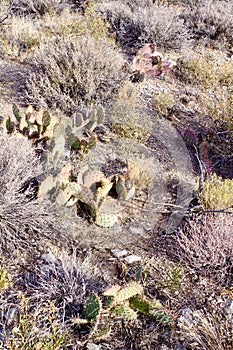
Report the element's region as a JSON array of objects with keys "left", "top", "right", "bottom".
[
  {"left": 38, "top": 175, "right": 56, "bottom": 201},
  {"left": 114, "top": 282, "right": 143, "bottom": 304},
  {"left": 79, "top": 185, "right": 94, "bottom": 204},
  {"left": 103, "top": 285, "right": 121, "bottom": 297},
  {"left": 85, "top": 292, "right": 102, "bottom": 321},
  {"left": 112, "top": 305, "right": 137, "bottom": 320},
  {"left": 95, "top": 213, "right": 118, "bottom": 228}
]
